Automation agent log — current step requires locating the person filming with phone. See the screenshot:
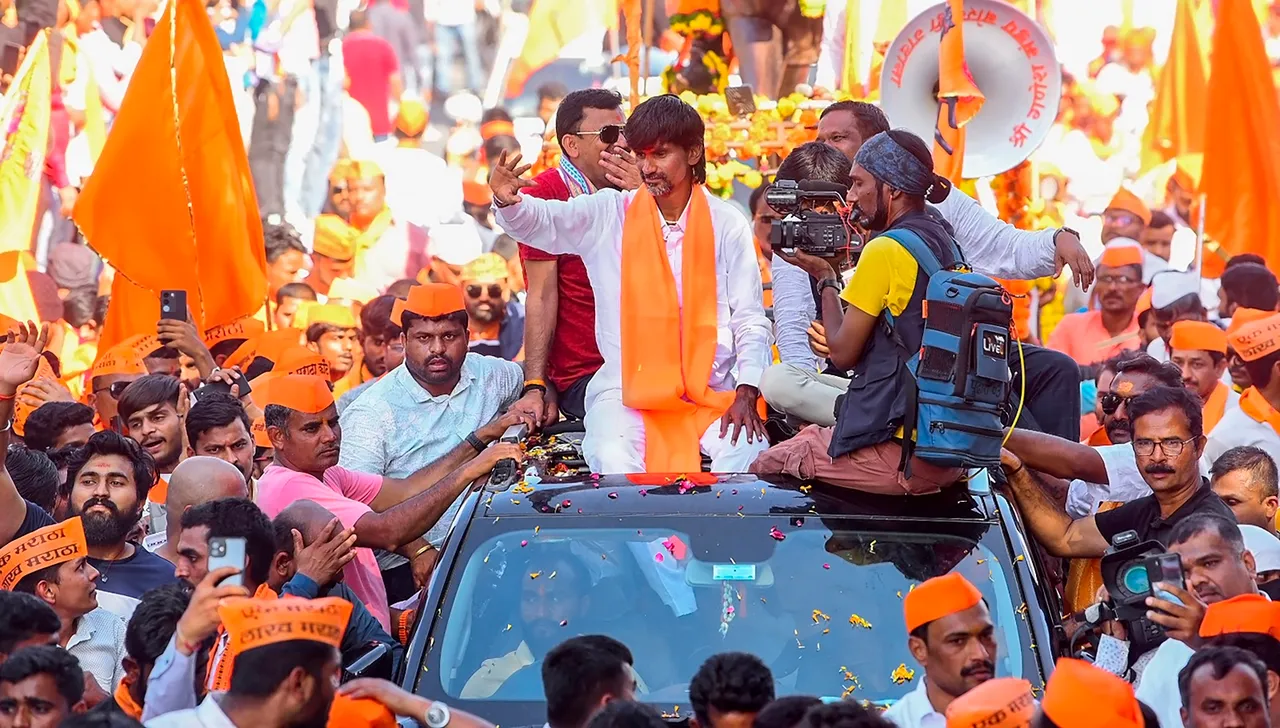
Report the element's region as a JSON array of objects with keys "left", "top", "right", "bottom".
[{"left": 1000, "top": 386, "right": 1237, "bottom": 559}]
